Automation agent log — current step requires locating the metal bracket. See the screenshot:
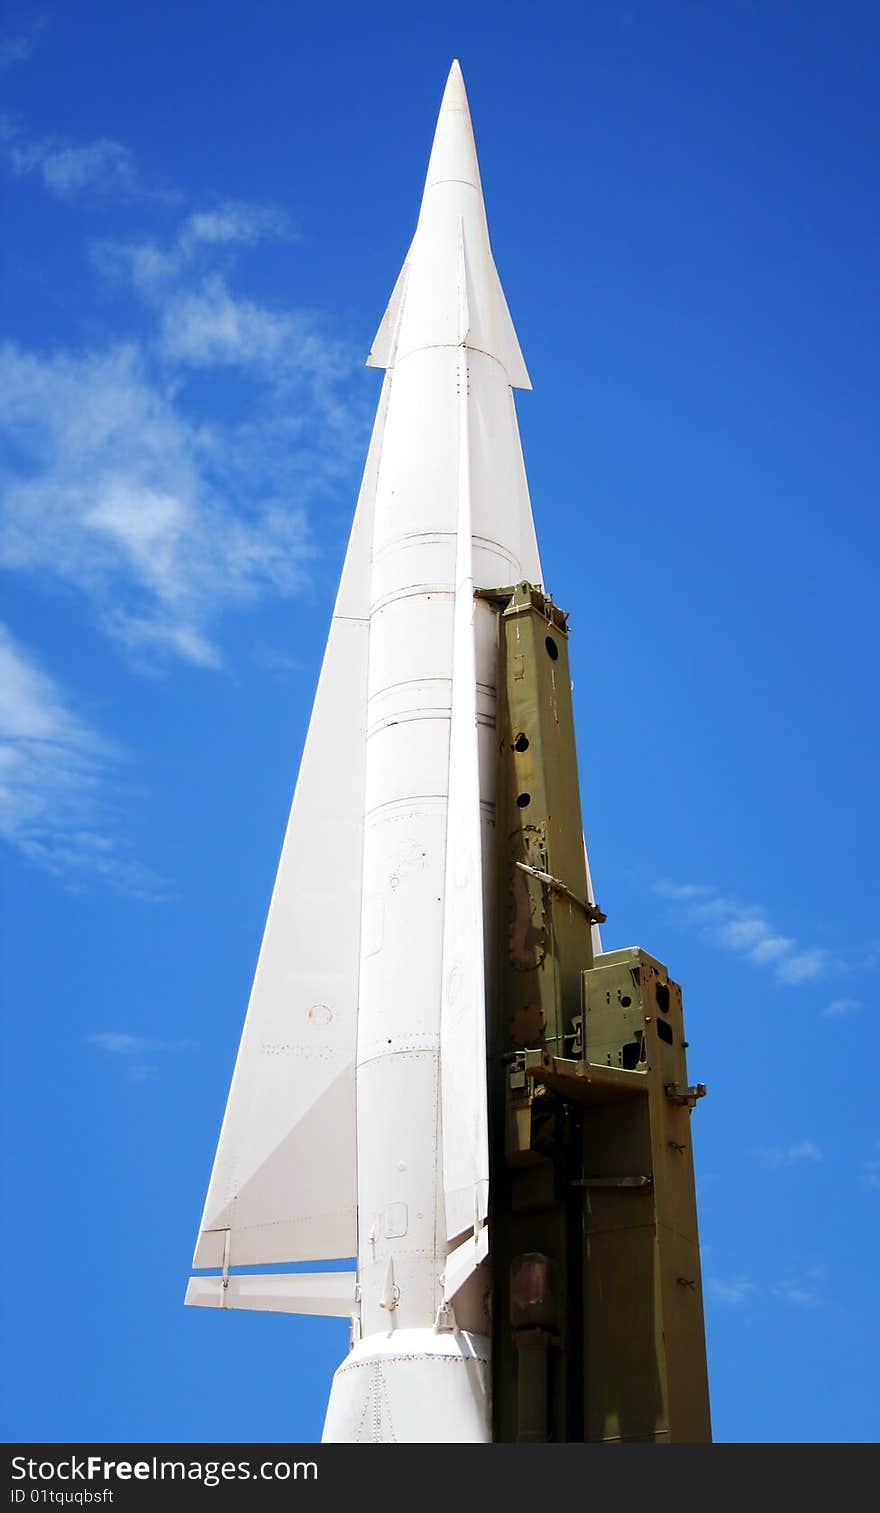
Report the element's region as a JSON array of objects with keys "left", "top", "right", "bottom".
[
  {"left": 379, "top": 1257, "right": 400, "bottom": 1311},
  {"left": 664, "top": 1082, "right": 707, "bottom": 1108},
  {"left": 221, "top": 1229, "right": 231, "bottom": 1310},
  {"left": 514, "top": 859, "right": 607, "bottom": 924},
  {"left": 474, "top": 585, "right": 517, "bottom": 610},
  {"left": 434, "top": 1300, "right": 457, "bottom": 1332}
]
